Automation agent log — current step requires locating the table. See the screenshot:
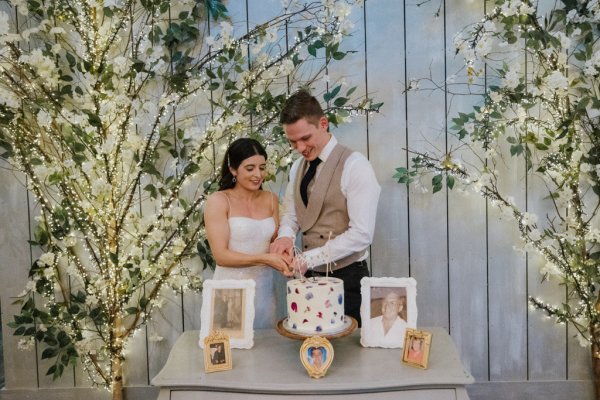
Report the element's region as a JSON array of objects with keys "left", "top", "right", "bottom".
[{"left": 151, "top": 327, "right": 474, "bottom": 399}]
